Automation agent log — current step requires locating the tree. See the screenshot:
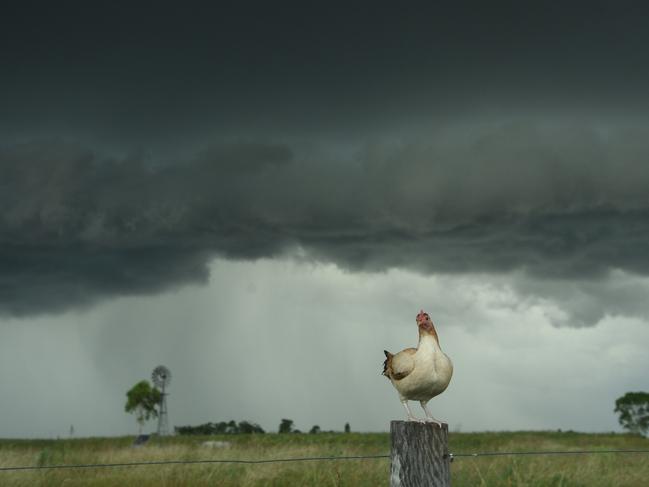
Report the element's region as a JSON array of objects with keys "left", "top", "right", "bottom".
[
  {"left": 344, "top": 422, "right": 351, "bottom": 433},
  {"left": 175, "top": 420, "right": 265, "bottom": 435},
  {"left": 226, "top": 420, "right": 238, "bottom": 434},
  {"left": 279, "top": 418, "right": 294, "bottom": 433},
  {"left": 125, "top": 380, "right": 162, "bottom": 434},
  {"left": 614, "top": 392, "right": 649, "bottom": 436},
  {"left": 238, "top": 421, "right": 265, "bottom": 434},
  {"left": 309, "top": 425, "right": 320, "bottom": 434}
]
